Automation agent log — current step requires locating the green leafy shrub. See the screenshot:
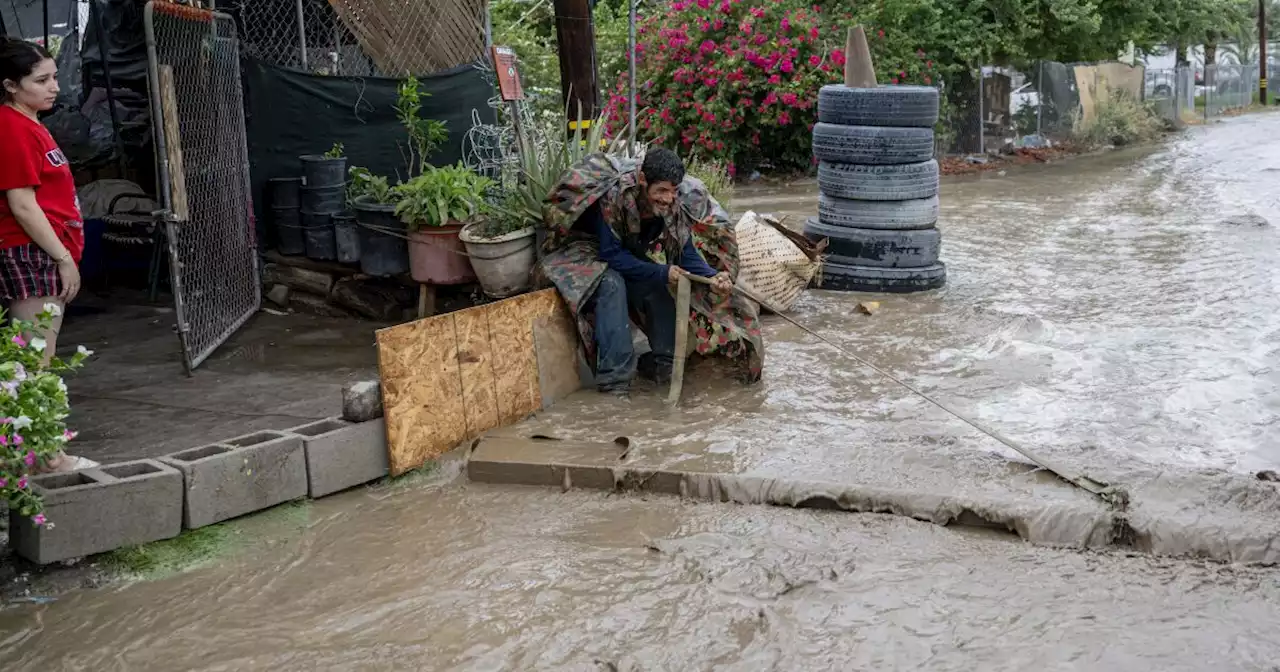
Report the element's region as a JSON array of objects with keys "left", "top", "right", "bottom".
[
  {"left": 393, "top": 163, "right": 495, "bottom": 230},
  {"left": 1071, "top": 92, "right": 1165, "bottom": 147}
]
